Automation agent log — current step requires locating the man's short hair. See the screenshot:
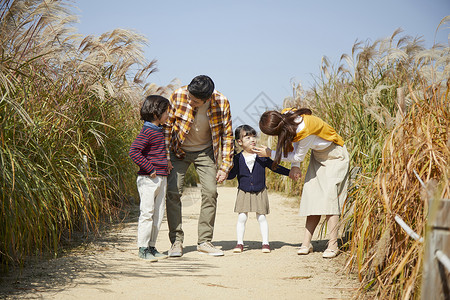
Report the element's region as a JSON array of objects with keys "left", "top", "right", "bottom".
[{"left": 188, "top": 75, "right": 215, "bottom": 100}]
